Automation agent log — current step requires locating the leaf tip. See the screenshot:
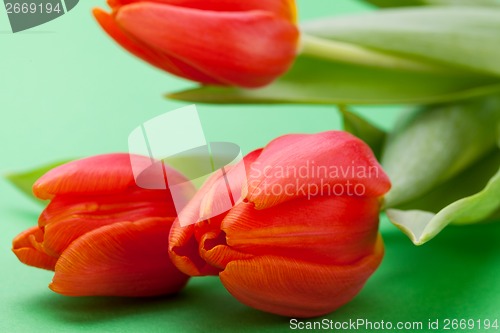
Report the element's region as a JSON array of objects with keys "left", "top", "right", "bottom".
[{"left": 386, "top": 209, "right": 436, "bottom": 246}]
